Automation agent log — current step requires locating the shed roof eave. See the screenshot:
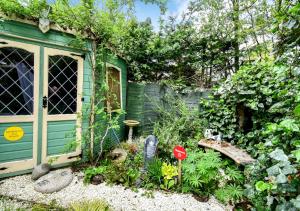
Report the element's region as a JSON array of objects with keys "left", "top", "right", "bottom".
[{"left": 0, "top": 13, "right": 95, "bottom": 40}]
